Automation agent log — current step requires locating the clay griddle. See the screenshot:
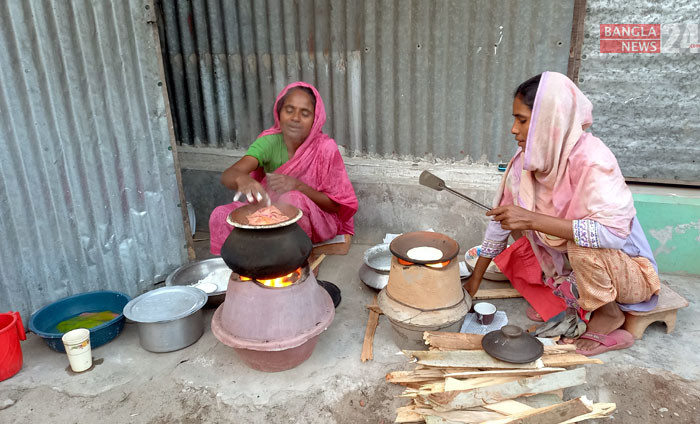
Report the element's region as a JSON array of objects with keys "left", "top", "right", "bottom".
[{"left": 389, "top": 231, "right": 460, "bottom": 264}]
